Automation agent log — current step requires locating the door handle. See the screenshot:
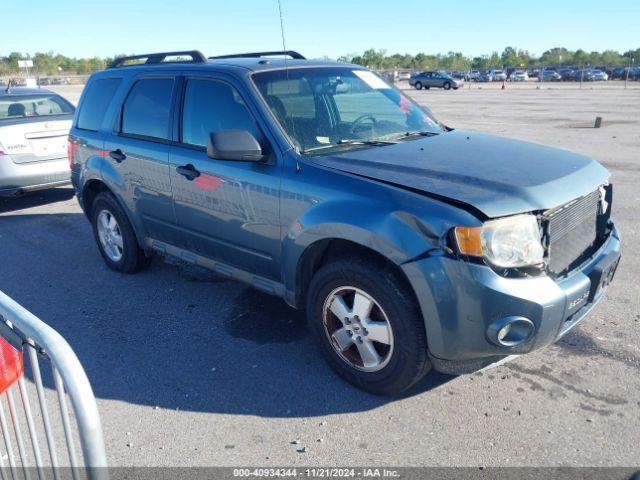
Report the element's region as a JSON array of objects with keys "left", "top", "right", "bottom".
[
  {"left": 176, "top": 164, "right": 200, "bottom": 180},
  {"left": 109, "top": 149, "right": 126, "bottom": 163}
]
